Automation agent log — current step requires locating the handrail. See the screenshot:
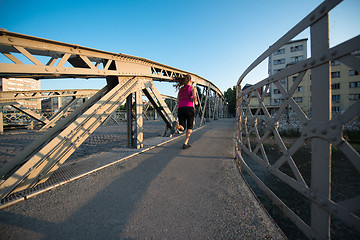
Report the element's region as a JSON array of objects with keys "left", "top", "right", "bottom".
[{"left": 236, "top": 0, "right": 360, "bottom": 239}]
